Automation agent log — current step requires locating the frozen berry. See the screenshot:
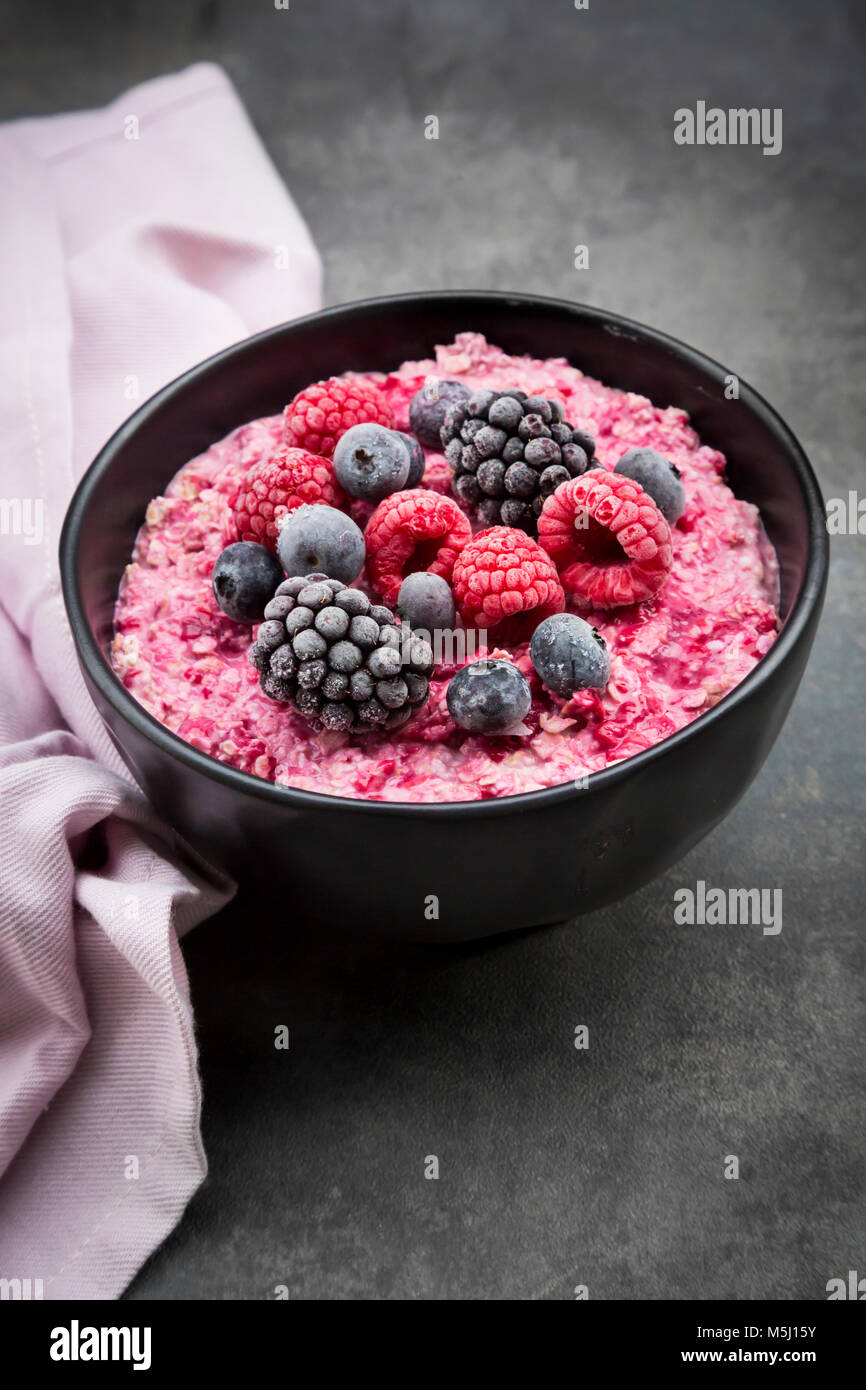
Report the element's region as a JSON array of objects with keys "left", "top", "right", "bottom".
[
  {"left": 538, "top": 471, "right": 672, "bottom": 608},
  {"left": 451, "top": 526, "right": 564, "bottom": 640},
  {"left": 212, "top": 542, "right": 284, "bottom": 624},
  {"left": 232, "top": 446, "right": 346, "bottom": 549},
  {"left": 446, "top": 388, "right": 595, "bottom": 534},
  {"left": 396, "top": 572, "right": 456, "bottom": 632},
  {"left": 365, "top": 489, "right": 472, "bottom": 605},
  {"left": 333, "top": 424, "right": 411, "bottom": 502},
  {"left": 276, "top": 503, "right": 365, "bottom": 584},
  {"left": 530, "top": 613, "right": 611, "bottom": 696},
  {"left": 396, "top": 431, "right": 427, "bottom": 487},
  {"left": 614, "top": 447, "right": 686, "bottom": 524},
  {"left": 409, "top": 379, "right": 472, "bottom": 448},
  {"left": 284, "top": 377, "right": 394, "bottom": 458},
  {"left": 446, "top": 658, "right": 532, "bottom": 734}
]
